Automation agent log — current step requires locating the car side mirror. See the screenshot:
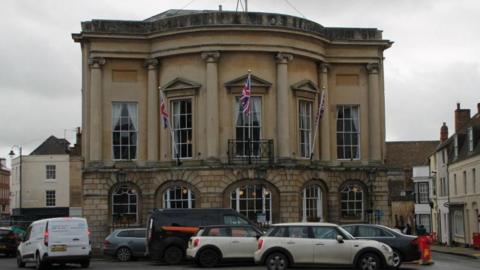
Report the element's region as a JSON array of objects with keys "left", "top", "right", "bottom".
[{"left": 336, "top": 235, "right": 344, "bottom": 243}]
